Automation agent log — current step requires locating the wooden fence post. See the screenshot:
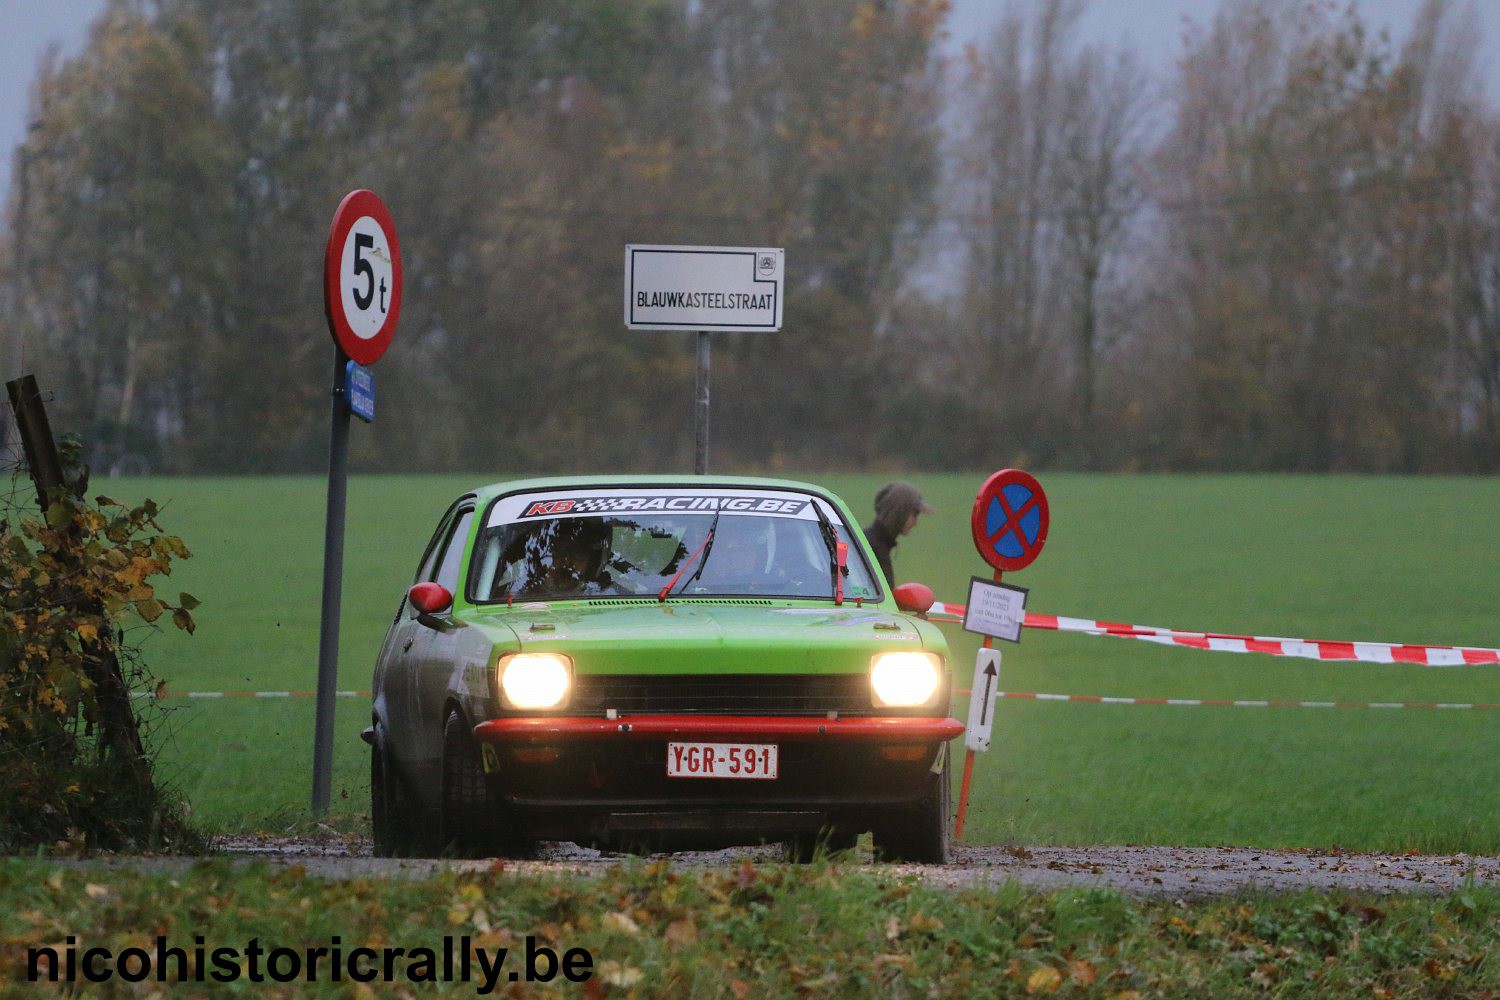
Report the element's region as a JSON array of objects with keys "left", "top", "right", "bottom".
[{"left": 5, "top": 374, "right": 66, "bottom": 509}]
